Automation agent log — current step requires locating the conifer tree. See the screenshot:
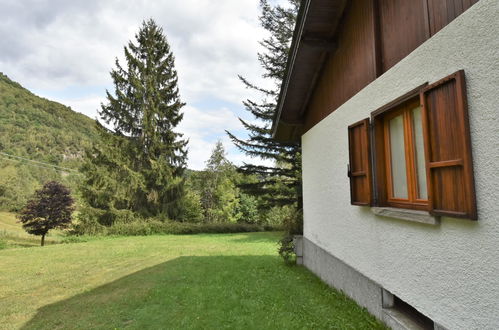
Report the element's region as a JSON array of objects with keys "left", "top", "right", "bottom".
[
  {"left": 226, "top": 0, "right": 301, "bottom": 208},
  {"left": 80, "top": 19, "right": 187, "bottom": 223}
]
